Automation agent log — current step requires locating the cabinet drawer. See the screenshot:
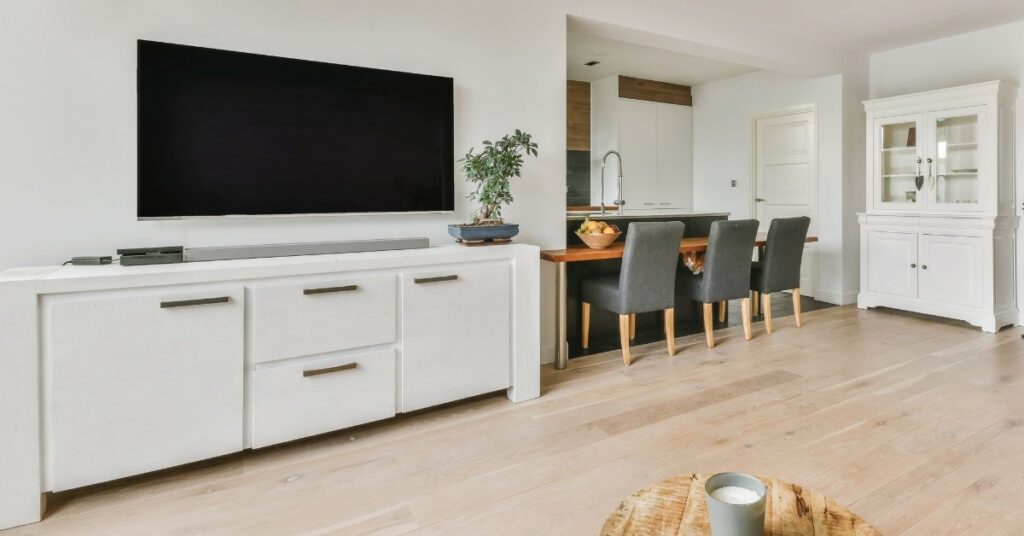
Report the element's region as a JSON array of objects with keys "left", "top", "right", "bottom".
[
  {"left": 252, "top": 349, "right": 395, "bottom": 448},
  {"left": 400, "top": 263, "right": 511, "bottom": 412},
  {"left": 252, "top": 274, "right": 396, "bottom": 363},
  {"left": 47, "top": 285, "right": 244, "bottom": 491}
]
